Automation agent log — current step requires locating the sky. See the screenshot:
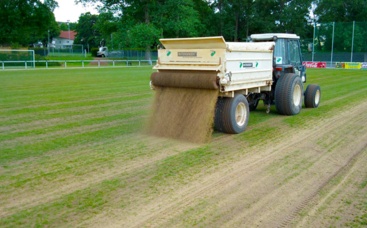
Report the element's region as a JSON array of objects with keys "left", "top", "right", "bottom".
[{"left": 53, "top": 0, "right": 99, "bottom": 22}]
